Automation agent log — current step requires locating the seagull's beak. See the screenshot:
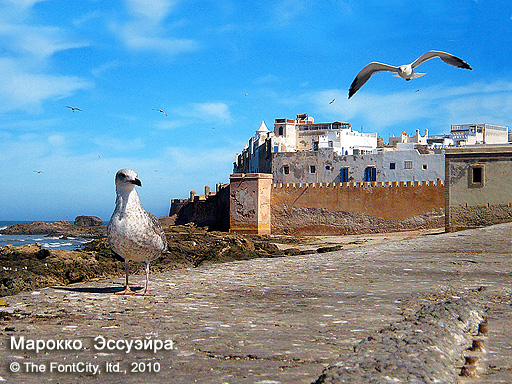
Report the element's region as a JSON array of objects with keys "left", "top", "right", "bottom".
[{"left": 131, "top": 178, "right": 142, "bottom": 187}]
